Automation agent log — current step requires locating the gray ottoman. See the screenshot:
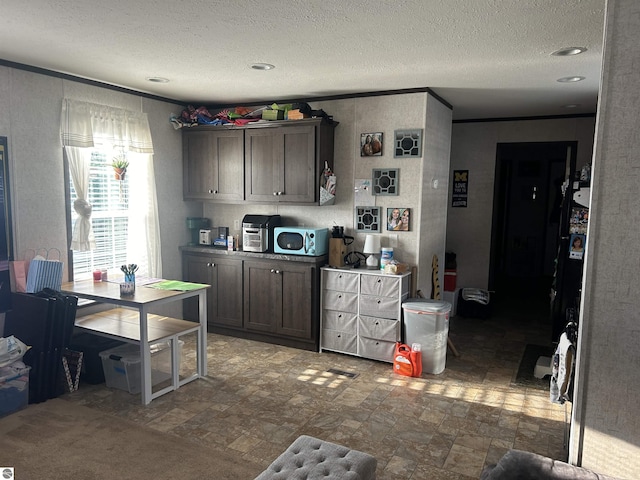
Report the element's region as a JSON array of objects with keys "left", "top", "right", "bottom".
[{"left": 255, "top": 435, "right": 377, "bottom": 480}]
